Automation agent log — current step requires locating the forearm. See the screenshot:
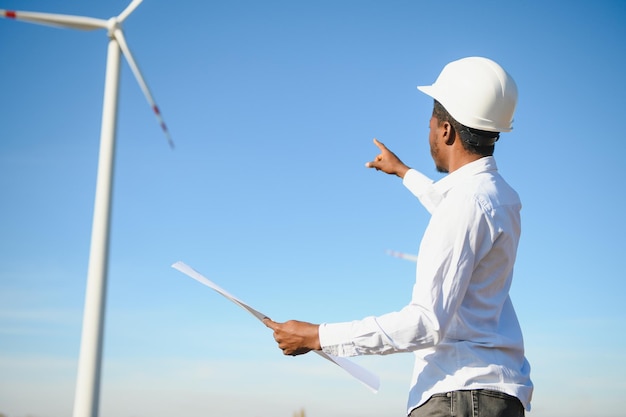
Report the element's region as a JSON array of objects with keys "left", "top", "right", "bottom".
[
  {"left": 403, "top": 169, "right": 442, "bottom": 213},
  {"left": 318, "top": 305, "right": 444, "bottom": 357}
]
